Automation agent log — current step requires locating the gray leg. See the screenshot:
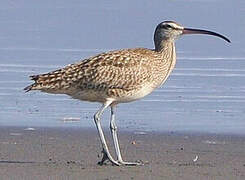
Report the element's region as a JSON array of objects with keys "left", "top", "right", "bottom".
[
  {"left": 110, "top": 105, "right": 123, "bottom": 162},
  {"left": 94, "top": 101, "right": 119, "bottom": 166},
  {"left": 110, "top": 105, "right": 143, "bottom": 166}
]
